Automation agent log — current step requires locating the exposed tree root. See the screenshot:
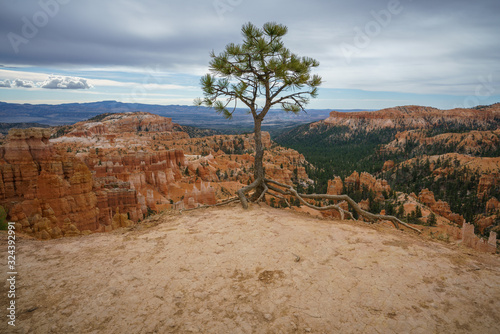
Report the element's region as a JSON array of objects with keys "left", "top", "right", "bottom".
[
  {"left": 180, "top": 197, "right": 240, "bottom": 213},
  {"left": 179, "top": 177, "right": 421, "bottom": 234},
  {"left": 237, "top": 177, "right": 262, "bottom": 209},
  {"left": 266, "top": 182, "right": 352, "bottom": 220},
  {"left": 264, "top": 178, "right": 422, "bottom": 234},
  {"left": 266, "top": 189, "right": 291, "bottom": 208},
  {"left": 256, "top": 182, "right": 269, "bottom": 203}
]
